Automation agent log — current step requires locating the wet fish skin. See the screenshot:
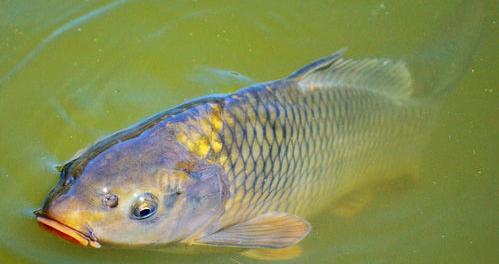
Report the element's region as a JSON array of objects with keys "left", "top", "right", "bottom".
[
  {"left": 37, "top": 50, "right": 436, "bottom": 249},
  {"left": 183, "top": 60, "right": 433, "bottom": 230}
]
